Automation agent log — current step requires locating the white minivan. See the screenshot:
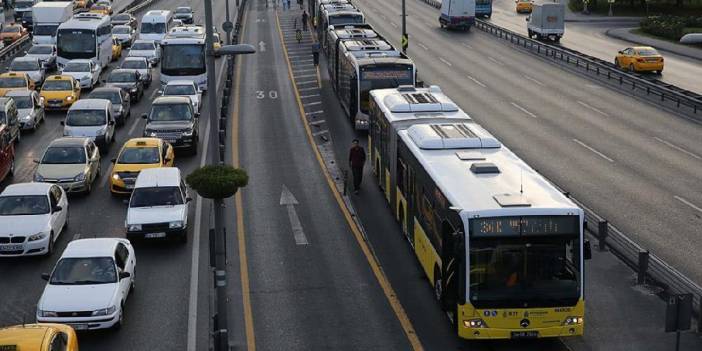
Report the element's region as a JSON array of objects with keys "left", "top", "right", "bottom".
[{"left": 138, "top": 10, "right": 173, "bottom": 44}]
